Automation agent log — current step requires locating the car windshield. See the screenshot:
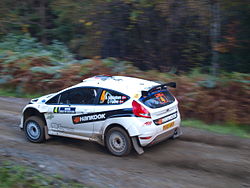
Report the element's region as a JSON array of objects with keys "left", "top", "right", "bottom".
[{"left": 140, "top": 90, "right": 175, "bottom": 109}]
